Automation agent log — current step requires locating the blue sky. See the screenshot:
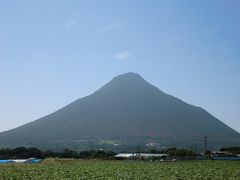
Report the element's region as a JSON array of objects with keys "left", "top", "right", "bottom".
[{"left": 1, "top": 0, "right": 240, "bottom": 132}]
